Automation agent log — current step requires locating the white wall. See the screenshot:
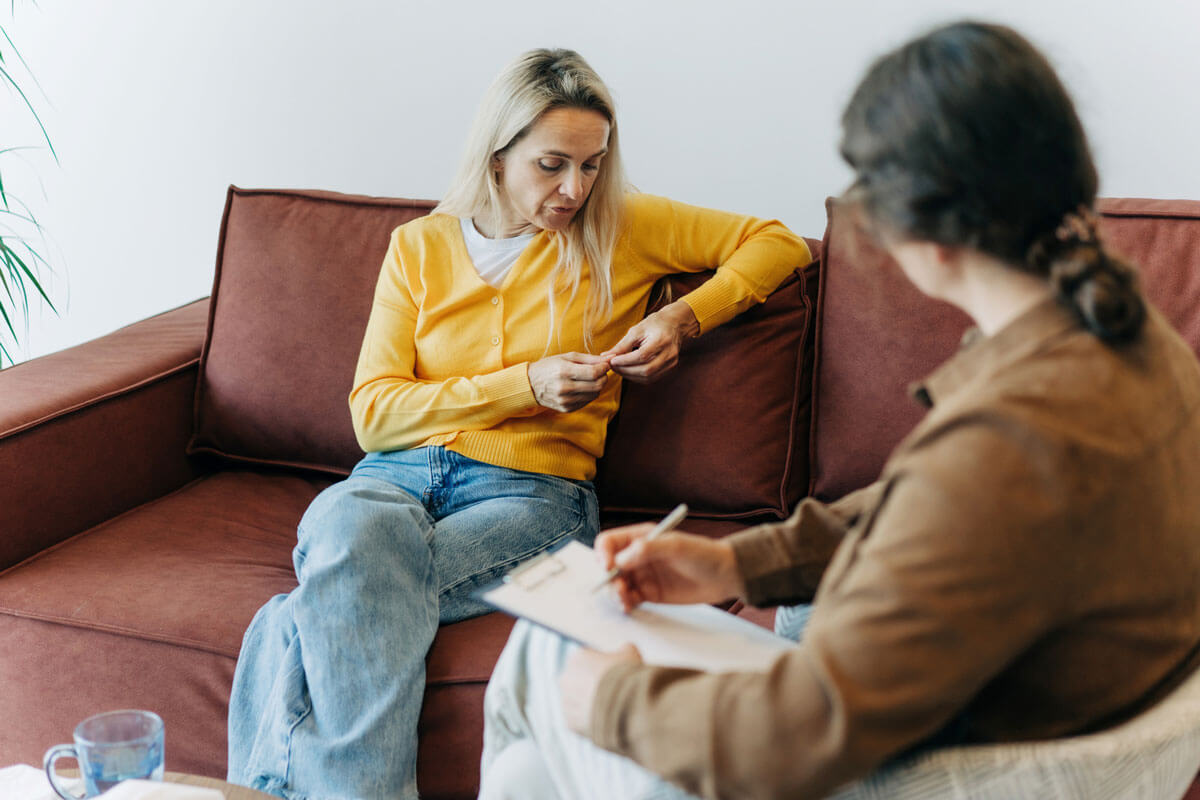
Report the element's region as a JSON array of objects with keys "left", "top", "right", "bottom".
[{"left": 3, "top": 0, "right": 1199, "bottom": 363}]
